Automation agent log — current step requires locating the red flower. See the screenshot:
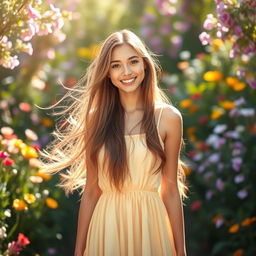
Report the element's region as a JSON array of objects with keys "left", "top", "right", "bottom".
[
  {"left": 3, "top": 157, "right": 14, "bottom": 166},
  {"left": 199, "top": 115, "right": 208, "bottom": 125},
  {"left": 191, "top": 93, "right": 202, "bottom": 100},
  {"left": 216, "top": 95, "right": 225, "bottom": 101},
  {"left": 191, "top": 200, "right": 202, "bottom": 211},
  {"left": 32, "top": 144, "right": 41, "bottom": 151},
  {"left": 18, "top": 233, "right": 30, "bottom": 246}
]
